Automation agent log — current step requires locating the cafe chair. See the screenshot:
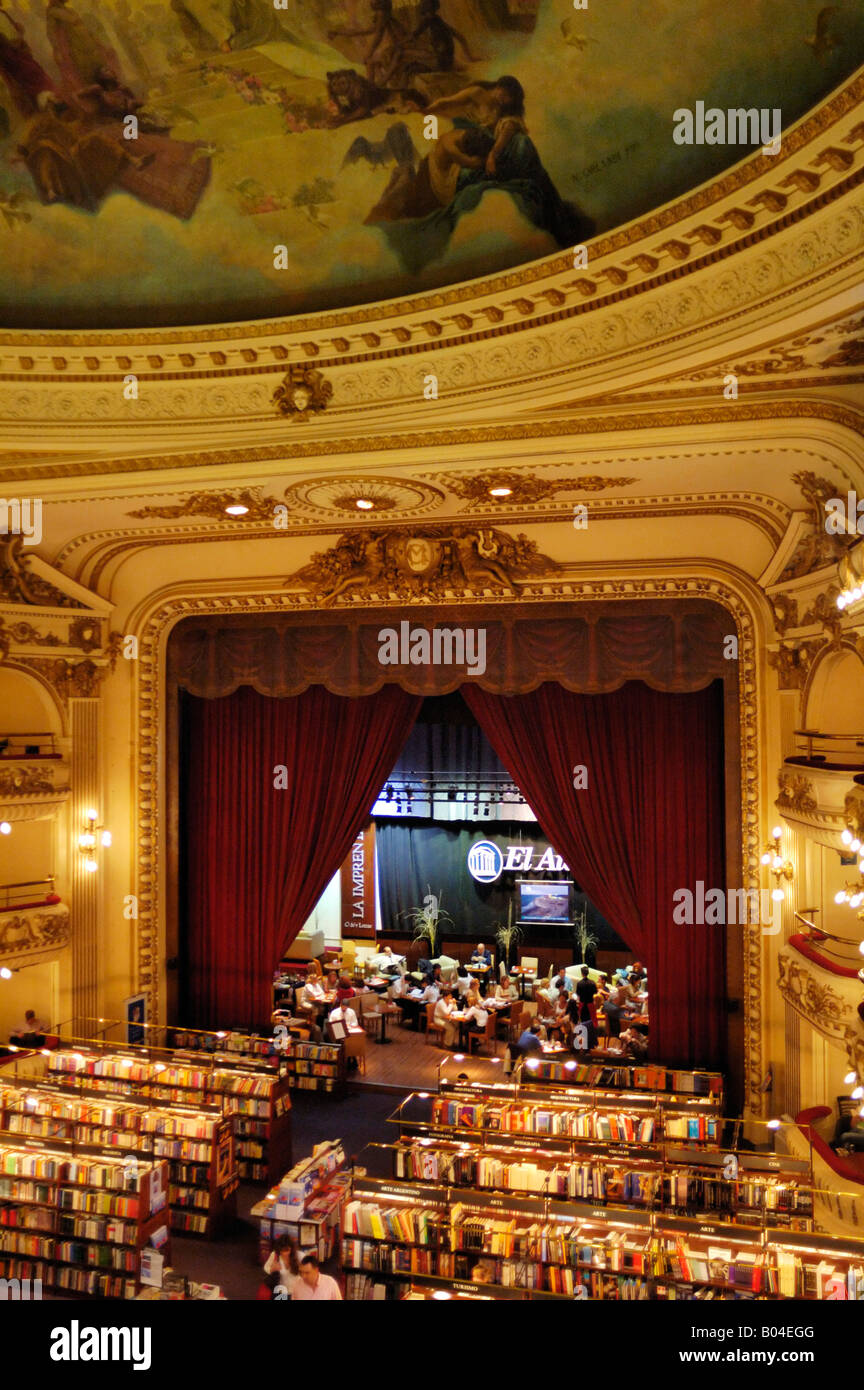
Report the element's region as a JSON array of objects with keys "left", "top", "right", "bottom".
[
  {"left": 425, "top": 1002, "right": 445, "bottom": 1047},
  {"left": 468, "top": 1013, "right": 497, "bottom": 1057},
  {"left": 342, "top": 1027, "right": 367, "bottom": 1076},
  {"left": 358, "top": 993, "right": 382, "bottom": 1041}
]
